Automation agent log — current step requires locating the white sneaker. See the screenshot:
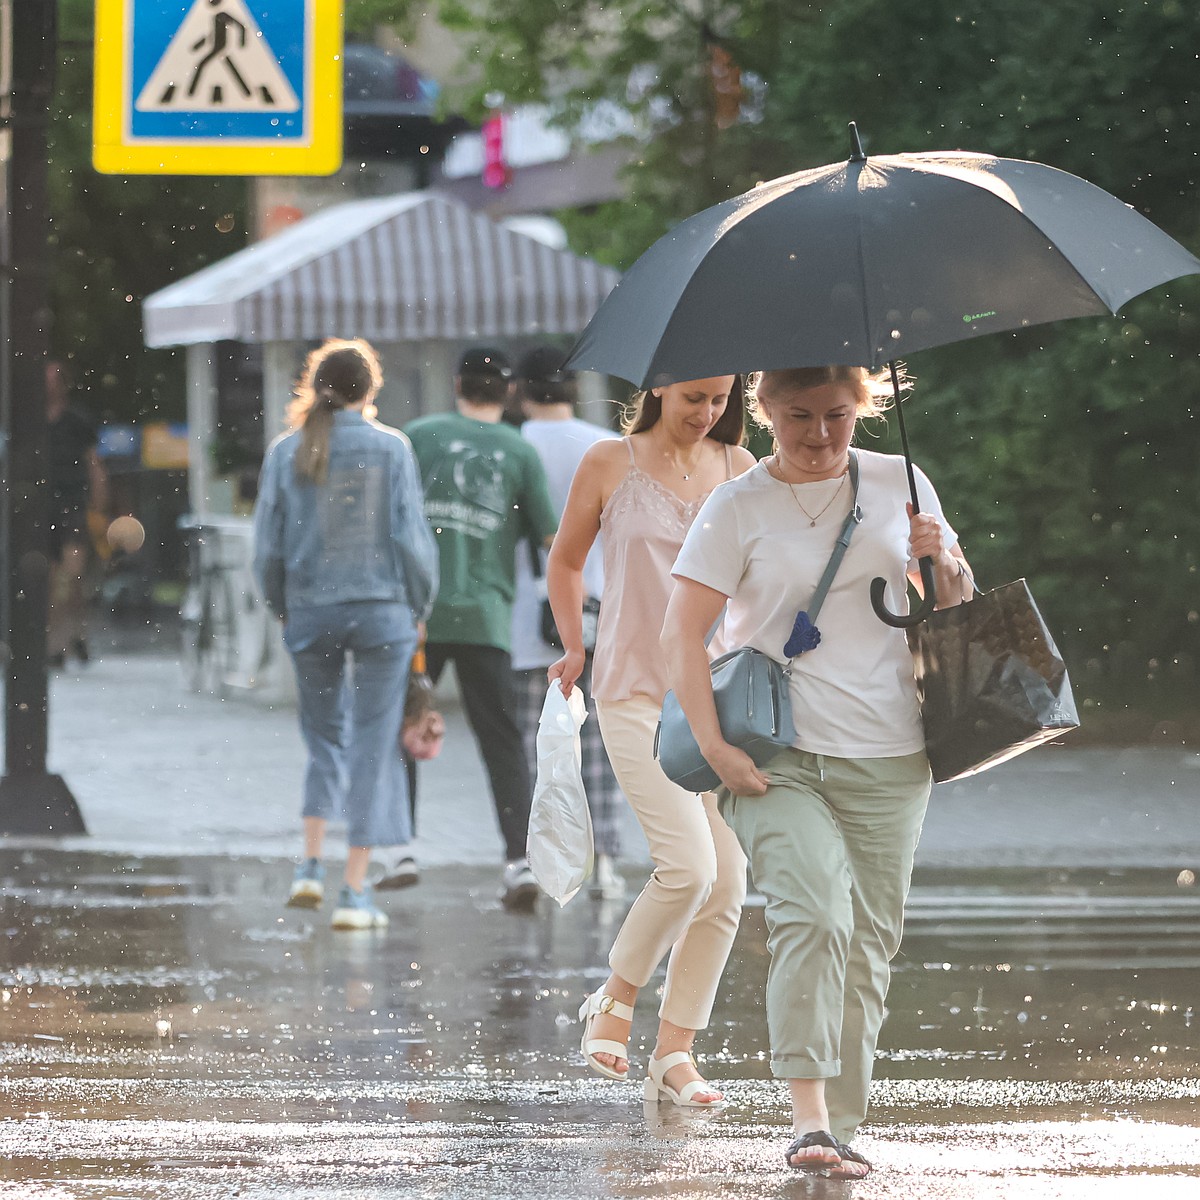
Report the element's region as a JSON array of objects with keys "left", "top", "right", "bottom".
[
  {"left": 286, "top": 858, "right": 324, "bottom": 909},
  {"left": 330, "top": 884, "right": 389, "bottom": 931},
  {"left": 375, "top": 852, "right": 419, "bottom": 891},
  {"left": 589, "top": 854, "right": 625, "bottom": 901},
  {"left": 501, "top": 858, "right": 539, "bottom": 911}
]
